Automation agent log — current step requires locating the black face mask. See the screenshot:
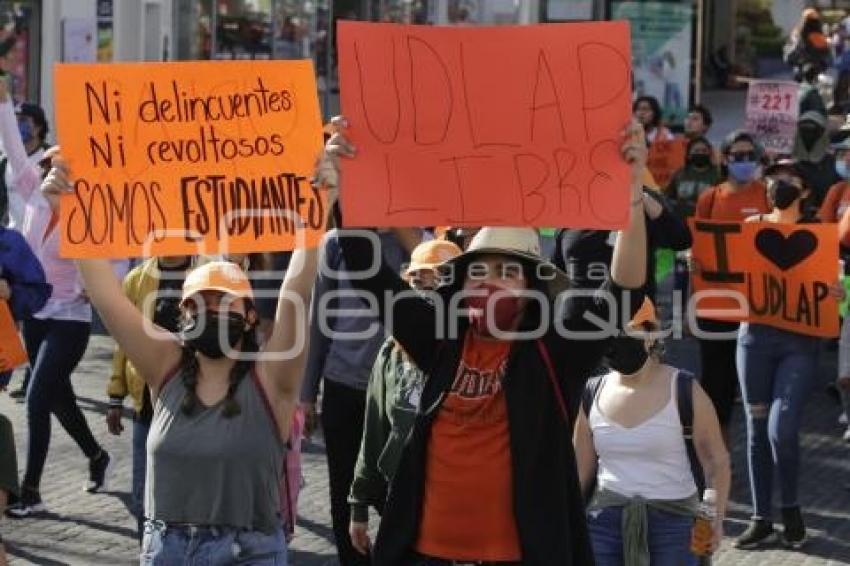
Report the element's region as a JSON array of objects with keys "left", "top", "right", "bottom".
[
  {"left": 179, "top": 311, "right": 247, "bottom": 359},
  {"left": 798, "top": 124, "right": 824, "bottom": 150},
  {"left": 768, "top": 179, "right": 802, "bottom": 210},
  {"left": 688, "top": 153, "right": 712, "bottom": 169},
  {"left": 603, "top": 335, "right": 650, "bottom": 375}
]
